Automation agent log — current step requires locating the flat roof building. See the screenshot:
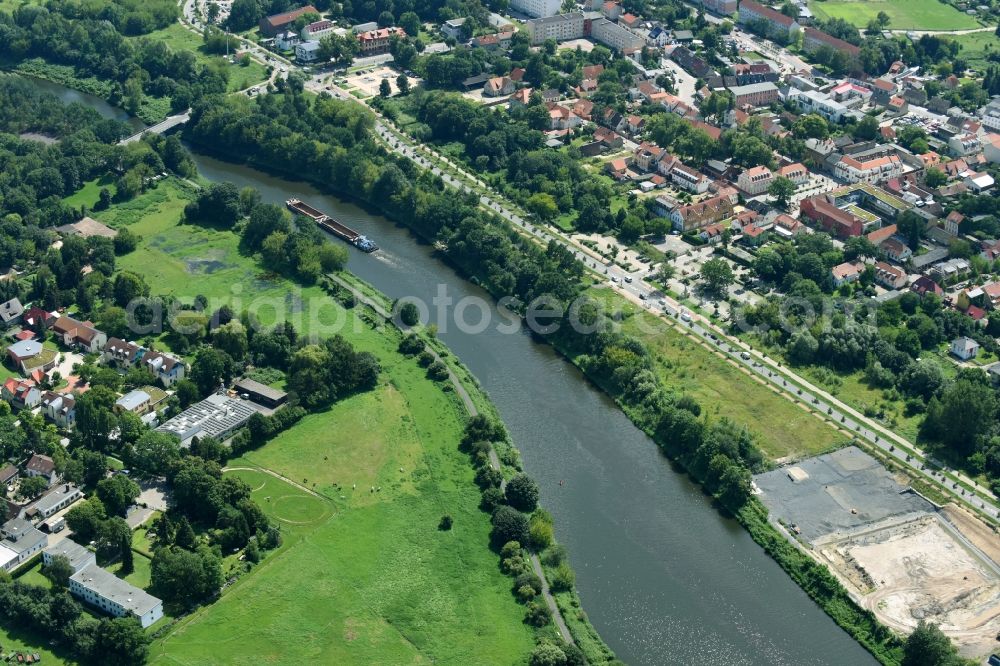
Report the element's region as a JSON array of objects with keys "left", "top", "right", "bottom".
[
  {"left": 70, "top": 563, "right": 163, "bottom": 628},
  {"left": 156, "top": 393, "right": 258, "bottom": 447},
  {"left": 43, "top": 540, "right": 96, "bottom": 574},
  {"left": 233, "top": 379, "right": 288, "bottom": 408}
]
